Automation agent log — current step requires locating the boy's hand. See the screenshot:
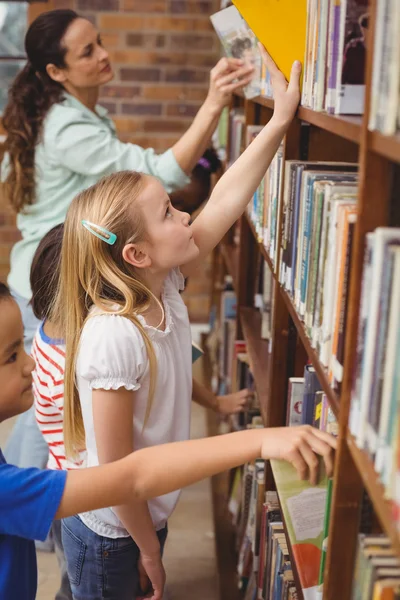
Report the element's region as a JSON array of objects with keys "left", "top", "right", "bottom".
[
  {"left": 216, "top": 389, "right": 252, "bottom": 415},
  {"left": 261, "top": 425, "right": 337, "bottom": 486},
  {"left": 206, "top": 57, "right": 255, "bottom": 113},
  {"left": 138, "top": 551, "right": 166, "bottom": 600},
  {"left": 258, "top": 43, "right": 301, "bottom": 125}
]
